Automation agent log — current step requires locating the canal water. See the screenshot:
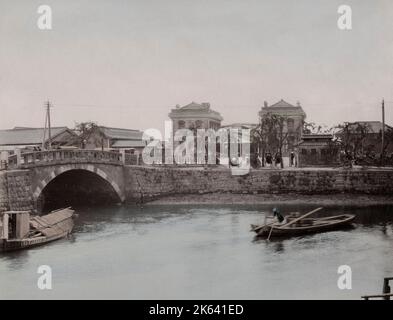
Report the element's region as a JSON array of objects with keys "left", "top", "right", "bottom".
[{"left": 1, "top": 204, "right": 392, "bottom": 299}]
